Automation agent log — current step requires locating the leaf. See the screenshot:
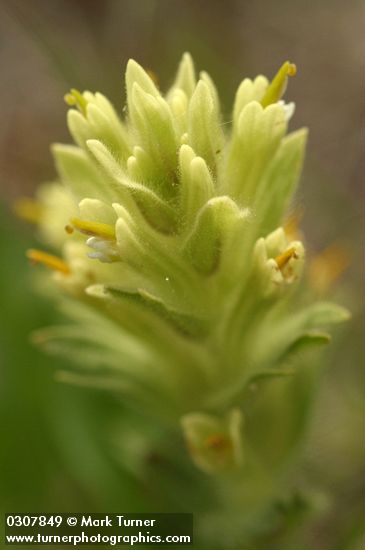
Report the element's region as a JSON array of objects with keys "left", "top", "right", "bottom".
[
  {"left": 248, "top": 368, "right": 295, "bottom": 383},
  {"left": 178, "top": 145, "right": 215, "bottom": 229},
  {"left": 297, "top": 302, "right": 351, "bottom": 327},
  {"left": 78, "top": 198, "right": 116, "bottom": 224},
  {"left": 87, "top": 139, "right": 177, "bottom": 233},
  {"left": 225, "top": 101, "right": 287, "bottom": 205},
  {"left": 85, "top": 284, "right": 213, "bottom": 385},
  {"left": 188, "top": 80, "right": 224, "bottom": 174},
  {"left": 105, "top": 285, "right": 208, "bottom": 338},
  {"left": 125, "top": 59, "right": 160, "bottom": 102},
  {"left": 232, "top": 75, "right": 268, "bottom": 126},
  {"left": 184, "top": 196, "right": 248, "bottom": 275},
  {"left": 252, "top": 302, "right": 349, "bottom": 370},
  {"left": 66, "top": 94, "right": 131, "bottom": 161},
  {"left": 285, "top": 331, "right": 331, "bottom": 355},
  {"left": 254, "top": 128, "right": 308, "bottom": 235},
  {"left": 167, "top": 52, "right": 196, "bottom": 99},
  {"left": 52, "top": 144, "right": 114, "bottom": 202},
  {"left": 129, "top": 83, "right": 178, "bottom": 186}
]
